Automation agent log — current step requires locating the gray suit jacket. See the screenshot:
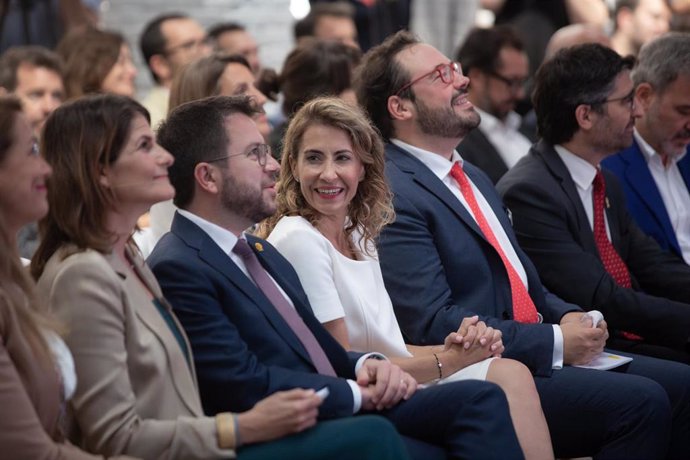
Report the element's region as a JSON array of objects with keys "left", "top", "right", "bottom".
[{"left": 36, "top": 244, "right": 234, "bottom": 459}]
